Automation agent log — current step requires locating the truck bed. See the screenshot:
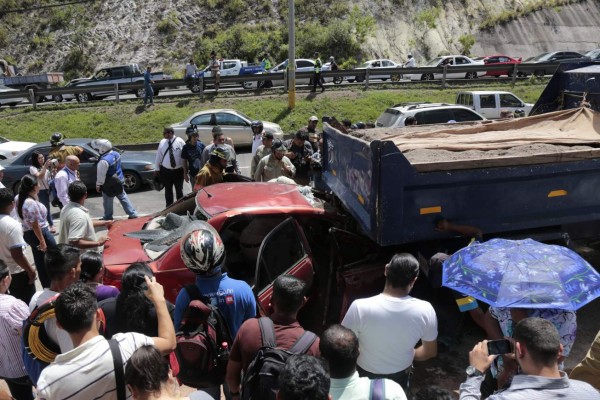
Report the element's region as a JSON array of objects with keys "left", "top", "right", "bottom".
[
  {"left": 0, "top": 72, "right": 63, "bottom": 86},
  {"left": 322, "top": 108, "right": 600, "bottom": 246}
]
